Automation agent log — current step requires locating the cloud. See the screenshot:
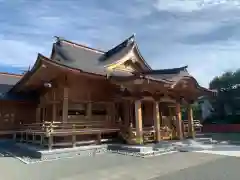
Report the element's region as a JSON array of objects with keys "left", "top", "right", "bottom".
[
  {"left": 154, "top": 0, "right": 203, "bottom": 12},
  {"left": 0, "top": 0, "right": 240, "bottom": 87},
  {"left": 154, "top": 0, "right": 240, "bottom": 12},
  {"left": 0, "top": 35, "right": 47, "bottom": 67}
]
